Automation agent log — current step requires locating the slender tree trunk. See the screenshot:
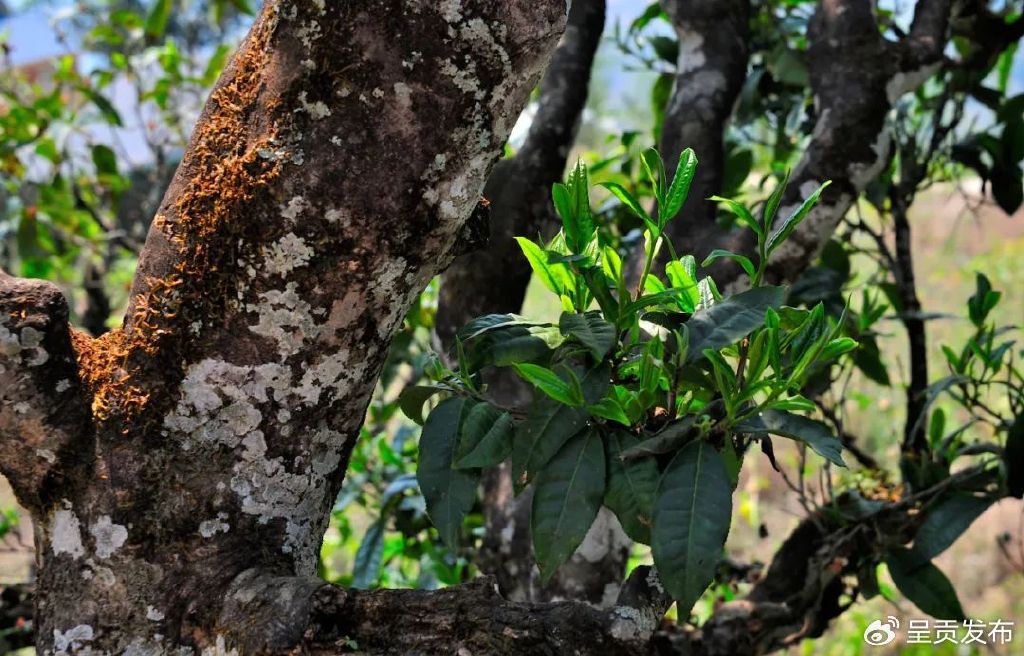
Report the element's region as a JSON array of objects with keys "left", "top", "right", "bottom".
[
  {"left": 434, "top": 0, "right": 624, "bottom": 605},
  {"left": 651, "top": 0, "right": 751, "bottom": 281},
  {"left": 0, "top": 1, "right": 565, "bottom": 652}
]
